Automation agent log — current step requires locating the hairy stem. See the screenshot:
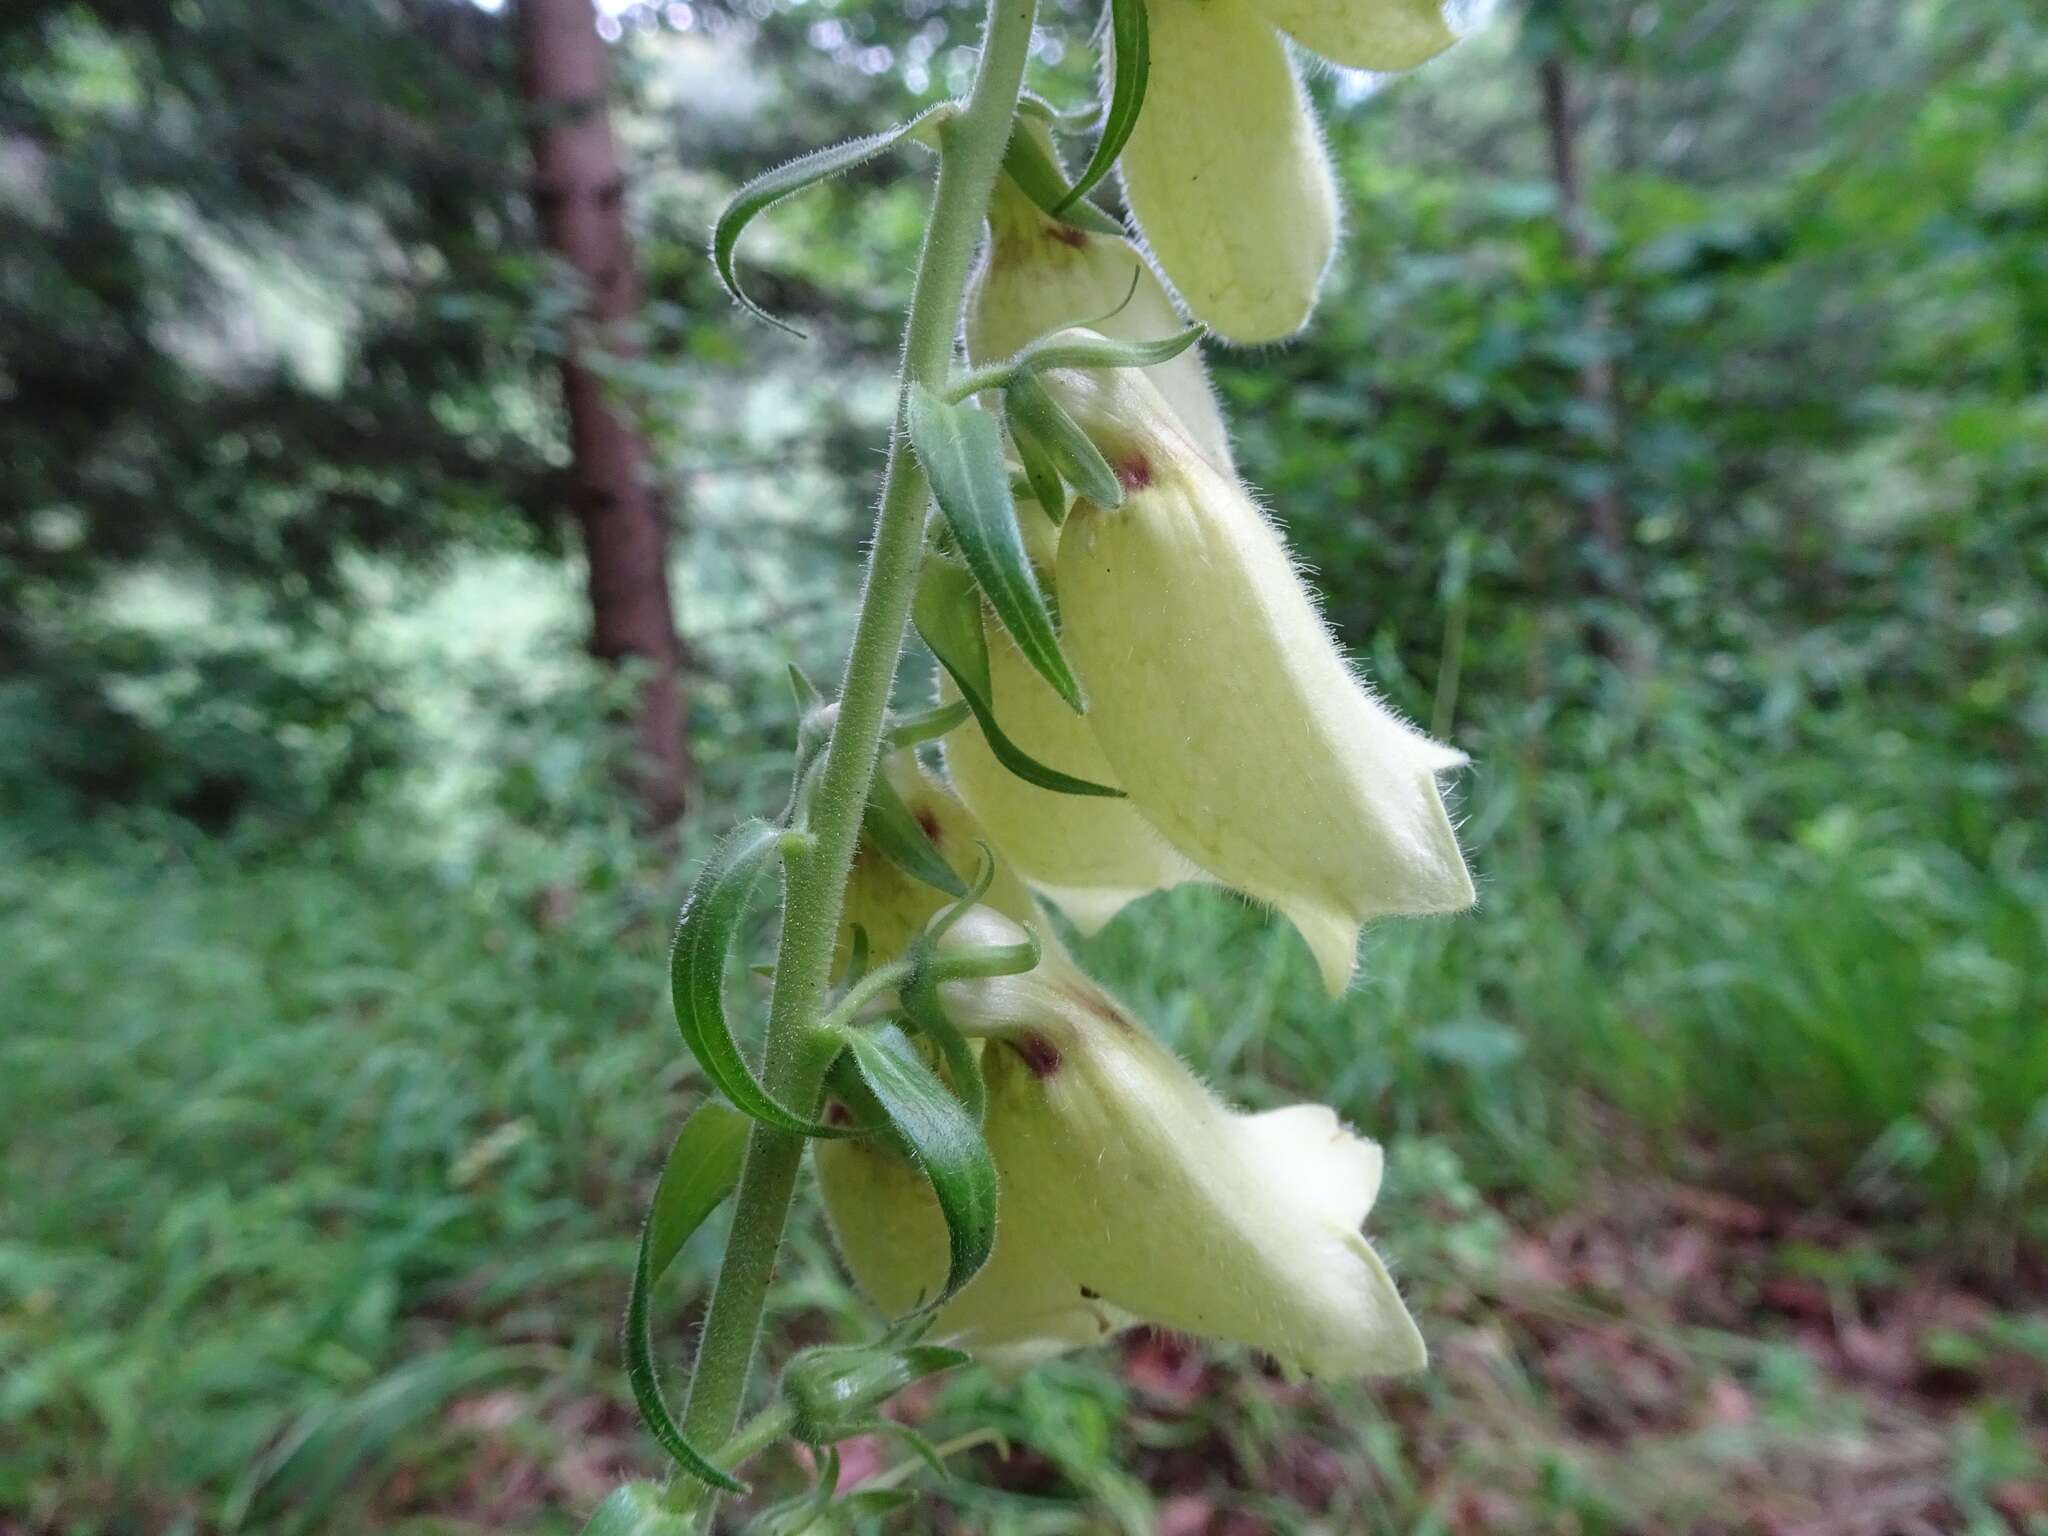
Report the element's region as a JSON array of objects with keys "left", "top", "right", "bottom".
[{"left": 675, "top": 0, "right": 1040, "bottom": 1478}]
